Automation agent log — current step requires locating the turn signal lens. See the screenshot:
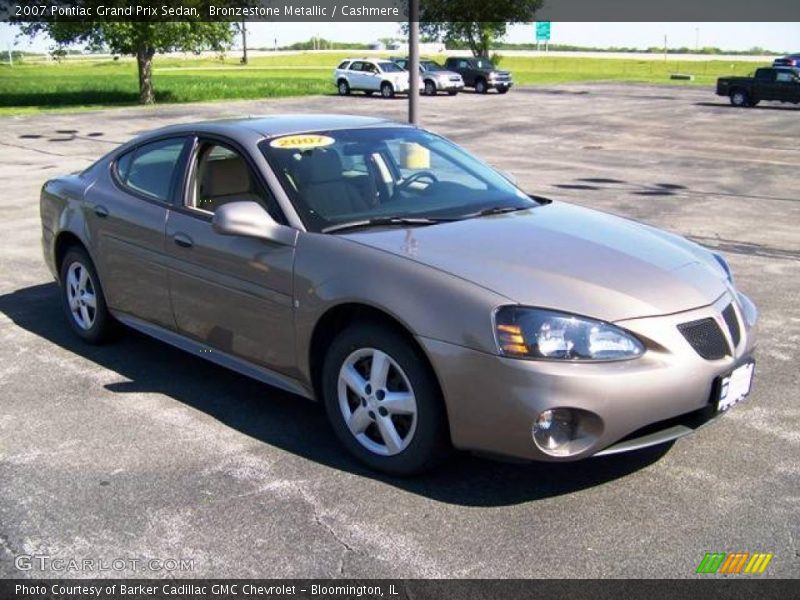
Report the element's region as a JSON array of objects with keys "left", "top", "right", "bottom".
[{"left": 496, "top": 323, "right": 528, "bottom": 355}]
